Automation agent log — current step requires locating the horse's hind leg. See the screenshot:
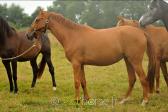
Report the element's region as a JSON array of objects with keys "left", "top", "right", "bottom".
[
  {"left": 2, "top": 61, "right": 13, "bottom": 92},
  {"left": 45, "top": 54, "right": 56, "bottom": 90},
  {"left": 155, "top": 59, "right": 160, "bottom": 93},
  {"left": 11, "top": 61, "right": 18, "bottom": 93},
  {"left": 129, "top": 59, "right": 149, "bottom": 105},
  {"left": 160, "top": 62, "right": 168, "bottom": 87},
  {"left": 120, "top": 58, "right": 136, "bottom": 104},
  {"left": 30, "top": 58, "right": 38, "bottom": 88}
]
